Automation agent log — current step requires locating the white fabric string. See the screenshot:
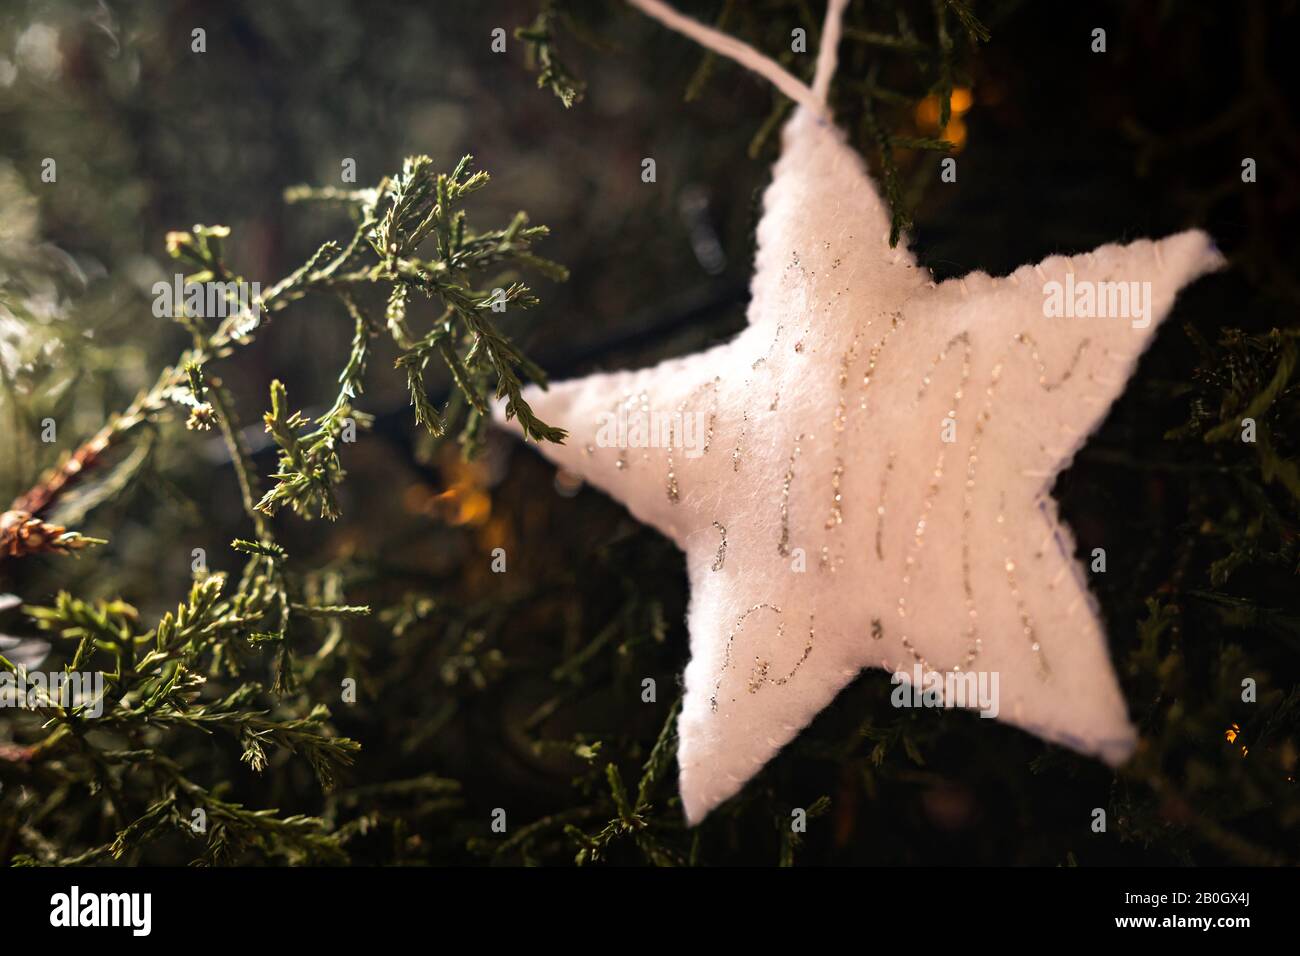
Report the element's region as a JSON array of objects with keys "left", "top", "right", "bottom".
[
  {"left": 811, "top": 0, "right": 850, "bottom": 104},
  {"left": 626, "top": 0, "right": 847, "bottom": 119}
]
